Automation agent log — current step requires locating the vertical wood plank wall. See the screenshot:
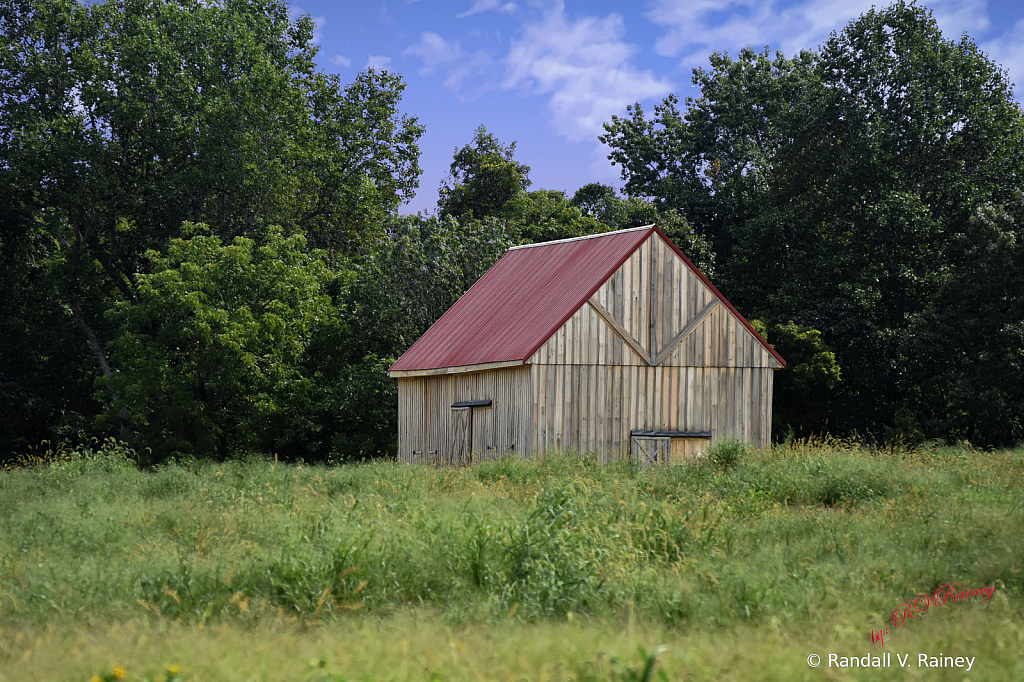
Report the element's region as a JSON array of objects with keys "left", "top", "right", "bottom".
[
  {"left": 527, "top": 364, "right": 773, "bottom": 462},
  {"left": 397, "top": 366, "right": 531, "bottom": 464},
  {"left": 527, "top": 232, "right": 779, "bottom": 461},
  {"left": 540, "top": 235, "right": 780, "bottom": 370}
]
